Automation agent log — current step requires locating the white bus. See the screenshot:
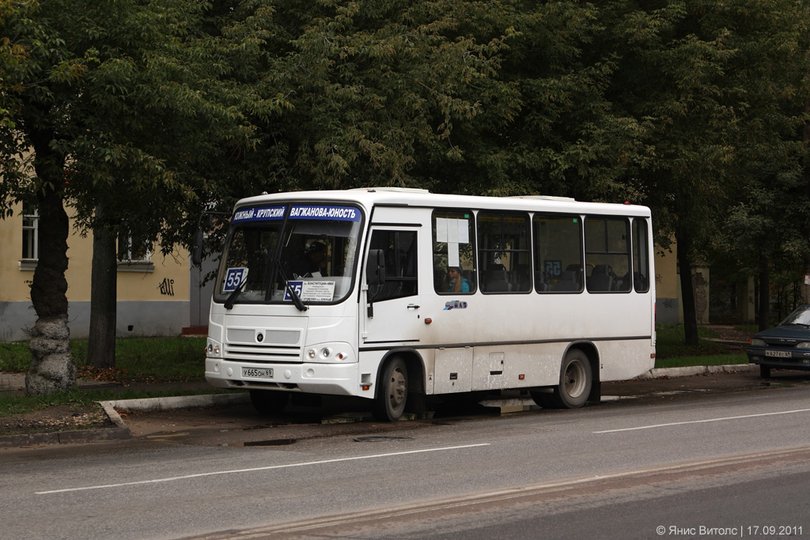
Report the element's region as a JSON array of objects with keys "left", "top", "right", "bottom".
[{"left": 203, "top": 188, "right": 655, "bottom": 421}]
